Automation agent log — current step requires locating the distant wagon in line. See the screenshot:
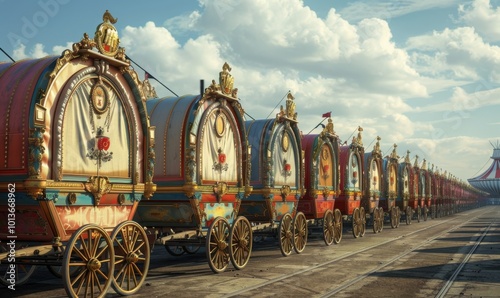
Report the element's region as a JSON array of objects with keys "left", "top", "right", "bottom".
[{"left": 134, "top": 63, "right": 254, "bottom": 273}]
